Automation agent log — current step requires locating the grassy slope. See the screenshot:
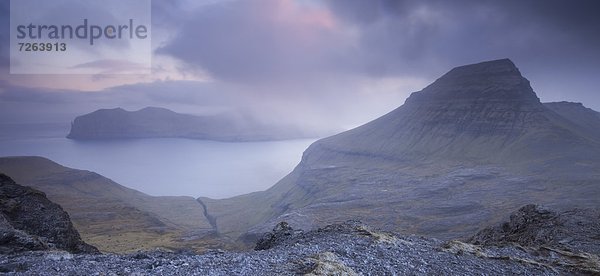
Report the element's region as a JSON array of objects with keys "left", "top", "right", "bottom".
[{"left": 0, "top": 156, "right": 220, "bottom": 253}]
